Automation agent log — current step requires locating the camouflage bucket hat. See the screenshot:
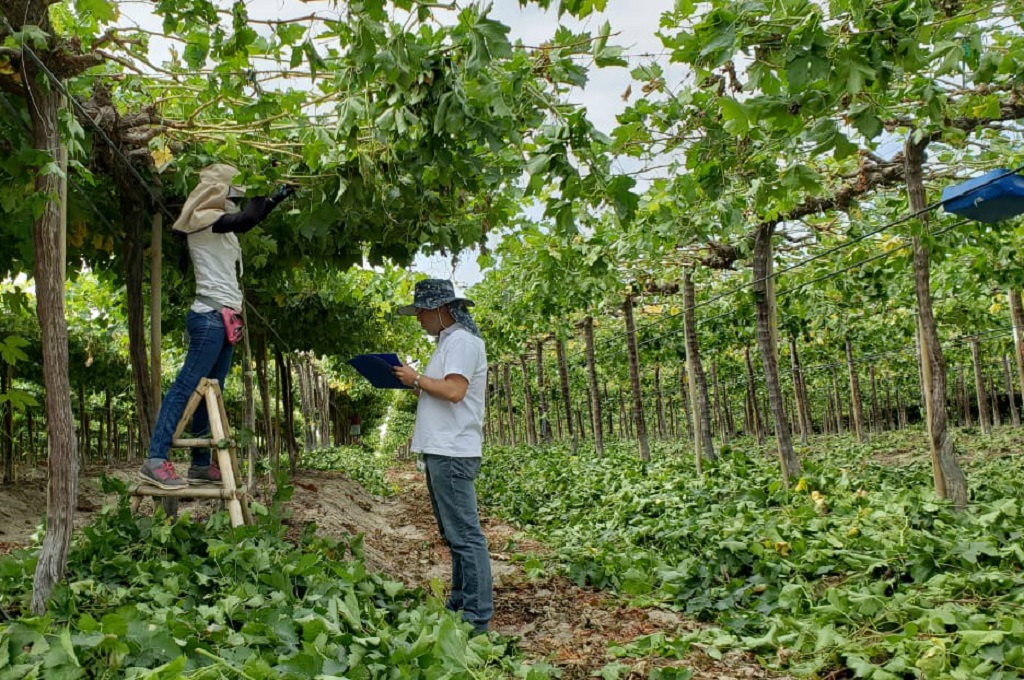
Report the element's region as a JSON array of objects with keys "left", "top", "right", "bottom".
[{"left": 397, "top": 279, "right": 475, "bottom": 316}]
